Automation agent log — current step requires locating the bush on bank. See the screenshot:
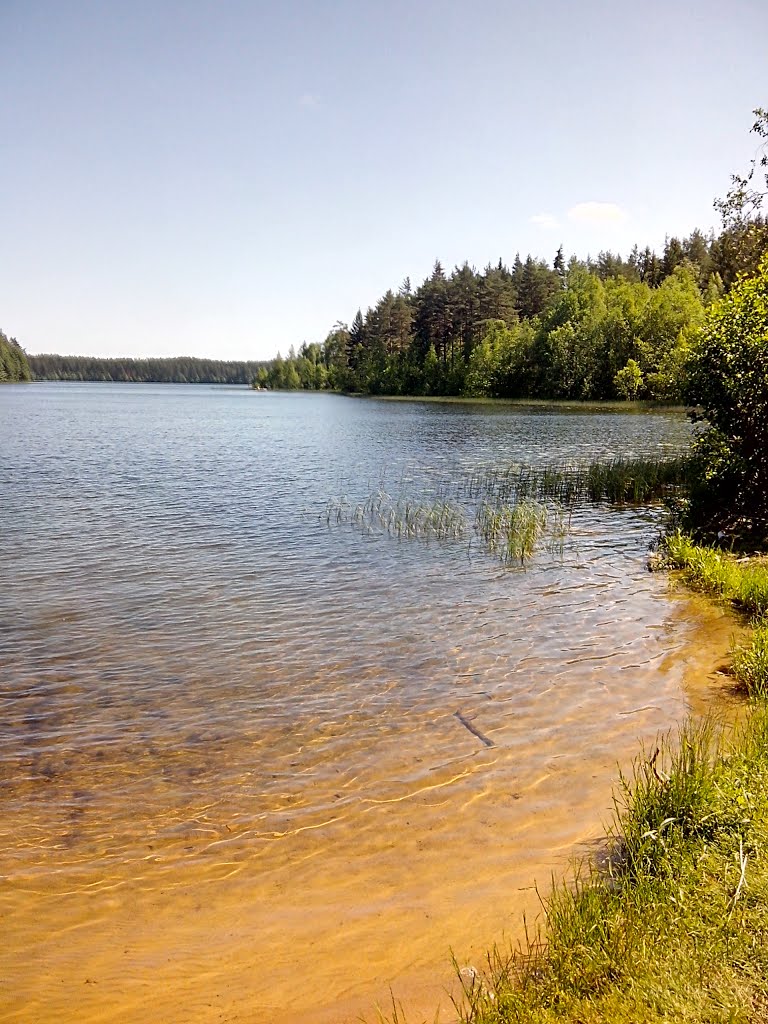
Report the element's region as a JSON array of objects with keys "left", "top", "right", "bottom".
[{"left": 684, "top": 252, "right": 768, "bottom": 548}]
